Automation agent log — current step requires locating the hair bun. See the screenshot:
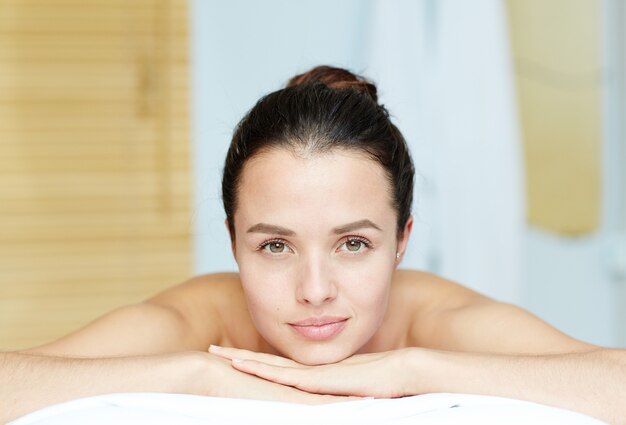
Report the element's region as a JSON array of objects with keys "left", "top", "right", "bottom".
[{"left": 286, "top": 65, "right": 378, "bottom": 102}]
